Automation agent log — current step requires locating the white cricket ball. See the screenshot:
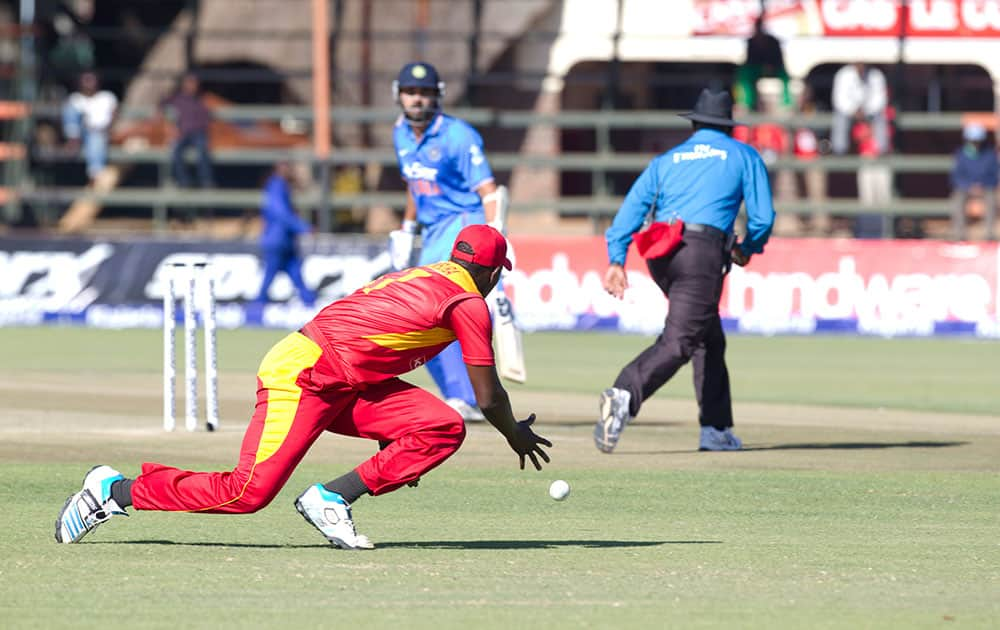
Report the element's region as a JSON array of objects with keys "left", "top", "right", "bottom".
[{"left": 548, "top": 479, "right": 570, "bottom": 501}]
